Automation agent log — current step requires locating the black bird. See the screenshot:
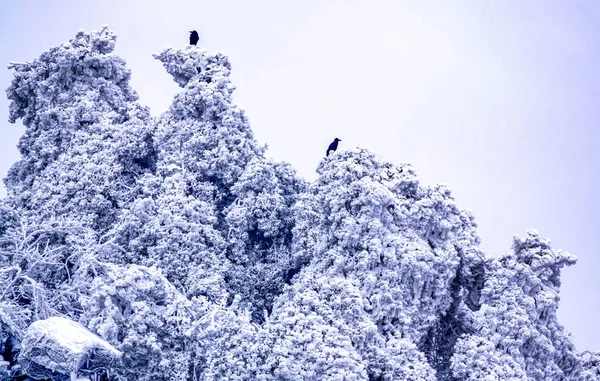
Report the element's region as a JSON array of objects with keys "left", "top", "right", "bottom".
[
  {"left": 189, "top": 30, "right": 199, "bottom": 45},
  {"left": 326, "top": 138, "right": 341, "bottom": 156}
]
